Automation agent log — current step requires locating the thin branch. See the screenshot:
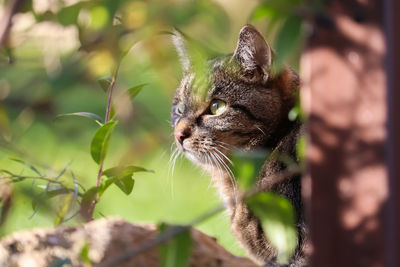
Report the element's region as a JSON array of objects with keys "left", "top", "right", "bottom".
[
  {"left": 0, "top": 181, "right": 12, "bottom": 228},
  {"left": 0, "top": 139, "right": 87, "bottom": 191},
  {"left": 104, "top": 66, "right": 119, "bottom": 124},
  {"left": 87, "top": 63, "right": 121, "bottom": 221},
  {"left": 0, "top": 171, "right": 86, "bottom": 192}
]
